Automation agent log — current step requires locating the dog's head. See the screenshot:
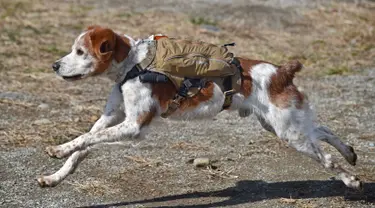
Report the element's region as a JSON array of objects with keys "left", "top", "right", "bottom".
[{"left": 52, "top": 25, "right": 132, "bottom": 81}]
